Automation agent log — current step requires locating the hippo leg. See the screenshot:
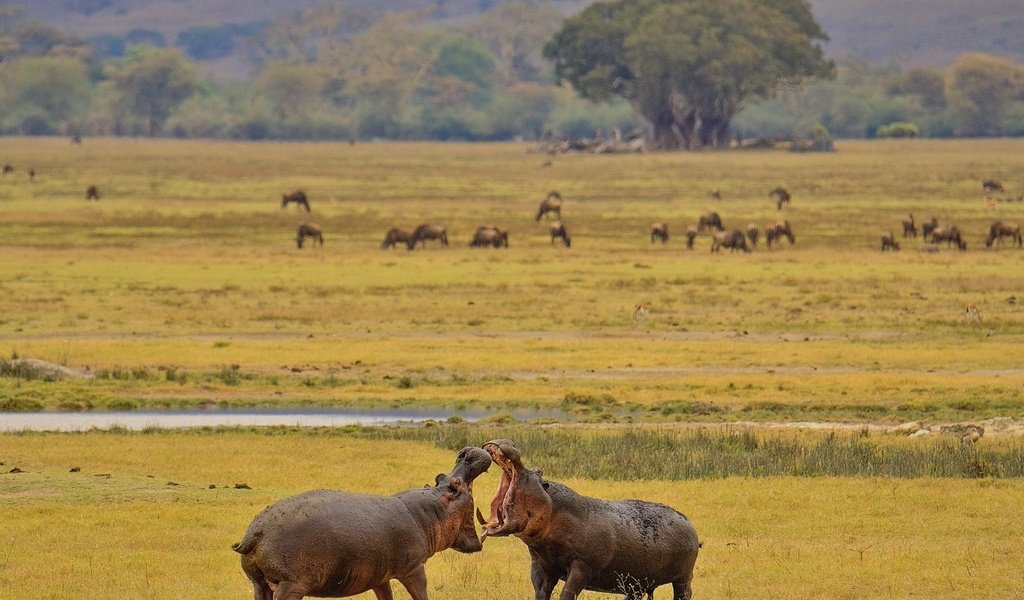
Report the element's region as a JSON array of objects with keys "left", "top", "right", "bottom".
[
  {"left": 271, "top": 580, "right": 311, "bottom": 599},
  {"left": 371, "top": 582, "right": 394, "bottom": 600},
  {"left": 557, "top": 562, "right": 591, "bottom": 600},
  {"left": 529, "top": 561, "right": 558, "bottom": 600},
  {"left": 250, "top": 579, "right": 273, "bottom": 600},
  {"left": 672, "top": 579, "right": 693, "bottom": 600},
  {"left": 396, "top": 564, "right": 428, "bottom": 600}
]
